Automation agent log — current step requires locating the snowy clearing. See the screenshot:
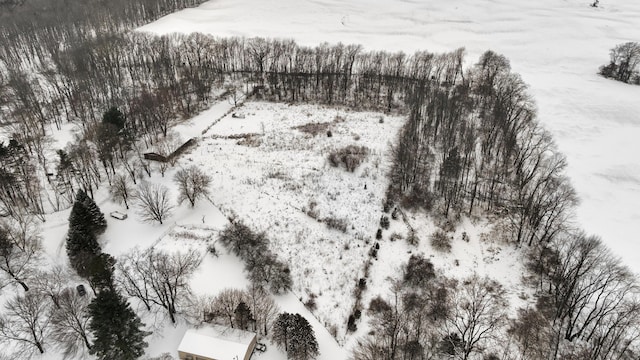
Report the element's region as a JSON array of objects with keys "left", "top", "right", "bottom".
[{"left": 139, "top": 0, "right": 640, "bottom": 275}]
